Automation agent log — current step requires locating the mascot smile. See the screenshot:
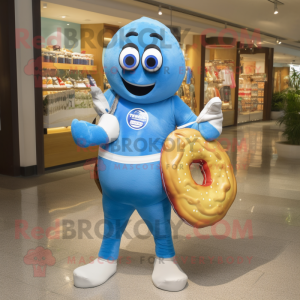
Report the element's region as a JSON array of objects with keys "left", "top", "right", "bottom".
[{"left": 71, "top": 17, "right": 236, "bottom": 292}]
